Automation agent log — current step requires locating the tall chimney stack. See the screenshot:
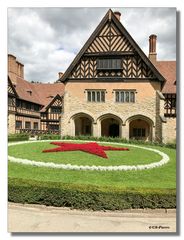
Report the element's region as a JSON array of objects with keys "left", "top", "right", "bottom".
[
  {"left": 114, "top": 11, "right": 121, "bottom": 21},
  {"left": 149, "top": 34, "right": 157, "bottom": 63}
]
